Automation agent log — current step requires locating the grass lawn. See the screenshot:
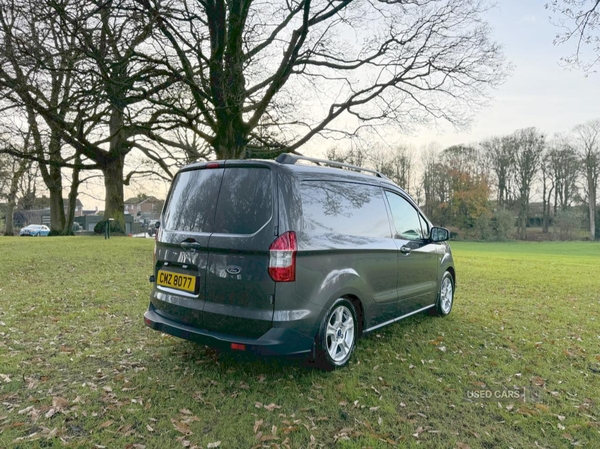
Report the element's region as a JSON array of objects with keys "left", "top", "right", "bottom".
[{"left": 0, "top": 237, "right": 599, "bottom": 448}]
